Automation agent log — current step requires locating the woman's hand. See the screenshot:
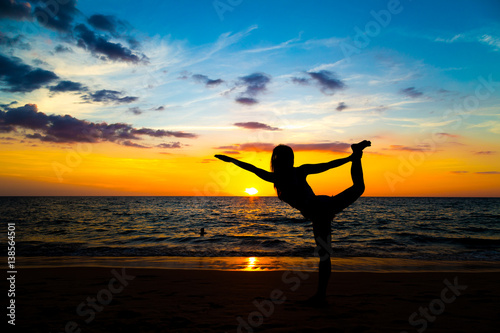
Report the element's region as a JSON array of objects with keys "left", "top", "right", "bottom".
[{"left": 214, "top": 154, "right": 233, "bottom": 162}]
